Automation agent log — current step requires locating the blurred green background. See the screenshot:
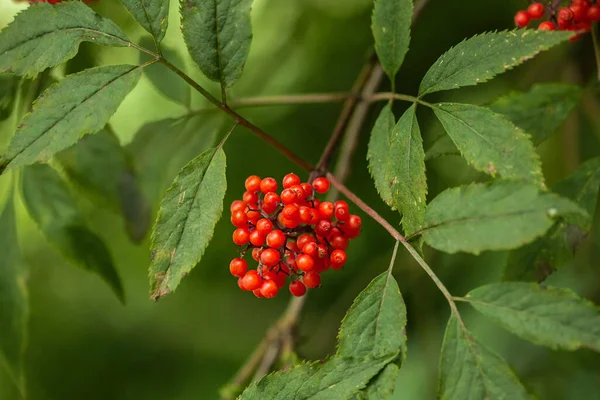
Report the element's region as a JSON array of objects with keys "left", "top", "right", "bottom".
[{"left": 1, "top": 0, "right": 600, "bottom": 399}]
